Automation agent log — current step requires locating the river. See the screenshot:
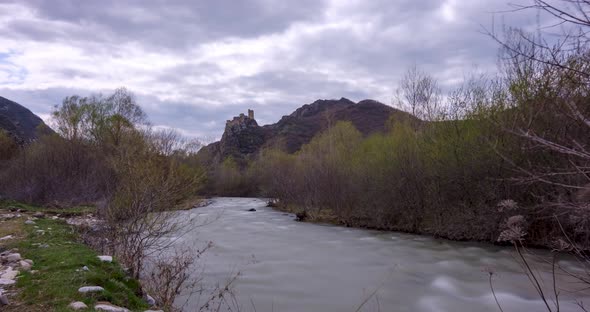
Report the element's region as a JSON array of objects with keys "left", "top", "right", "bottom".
[{"left": 168, "top": 197, "right": 589, "bottom": 312}]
